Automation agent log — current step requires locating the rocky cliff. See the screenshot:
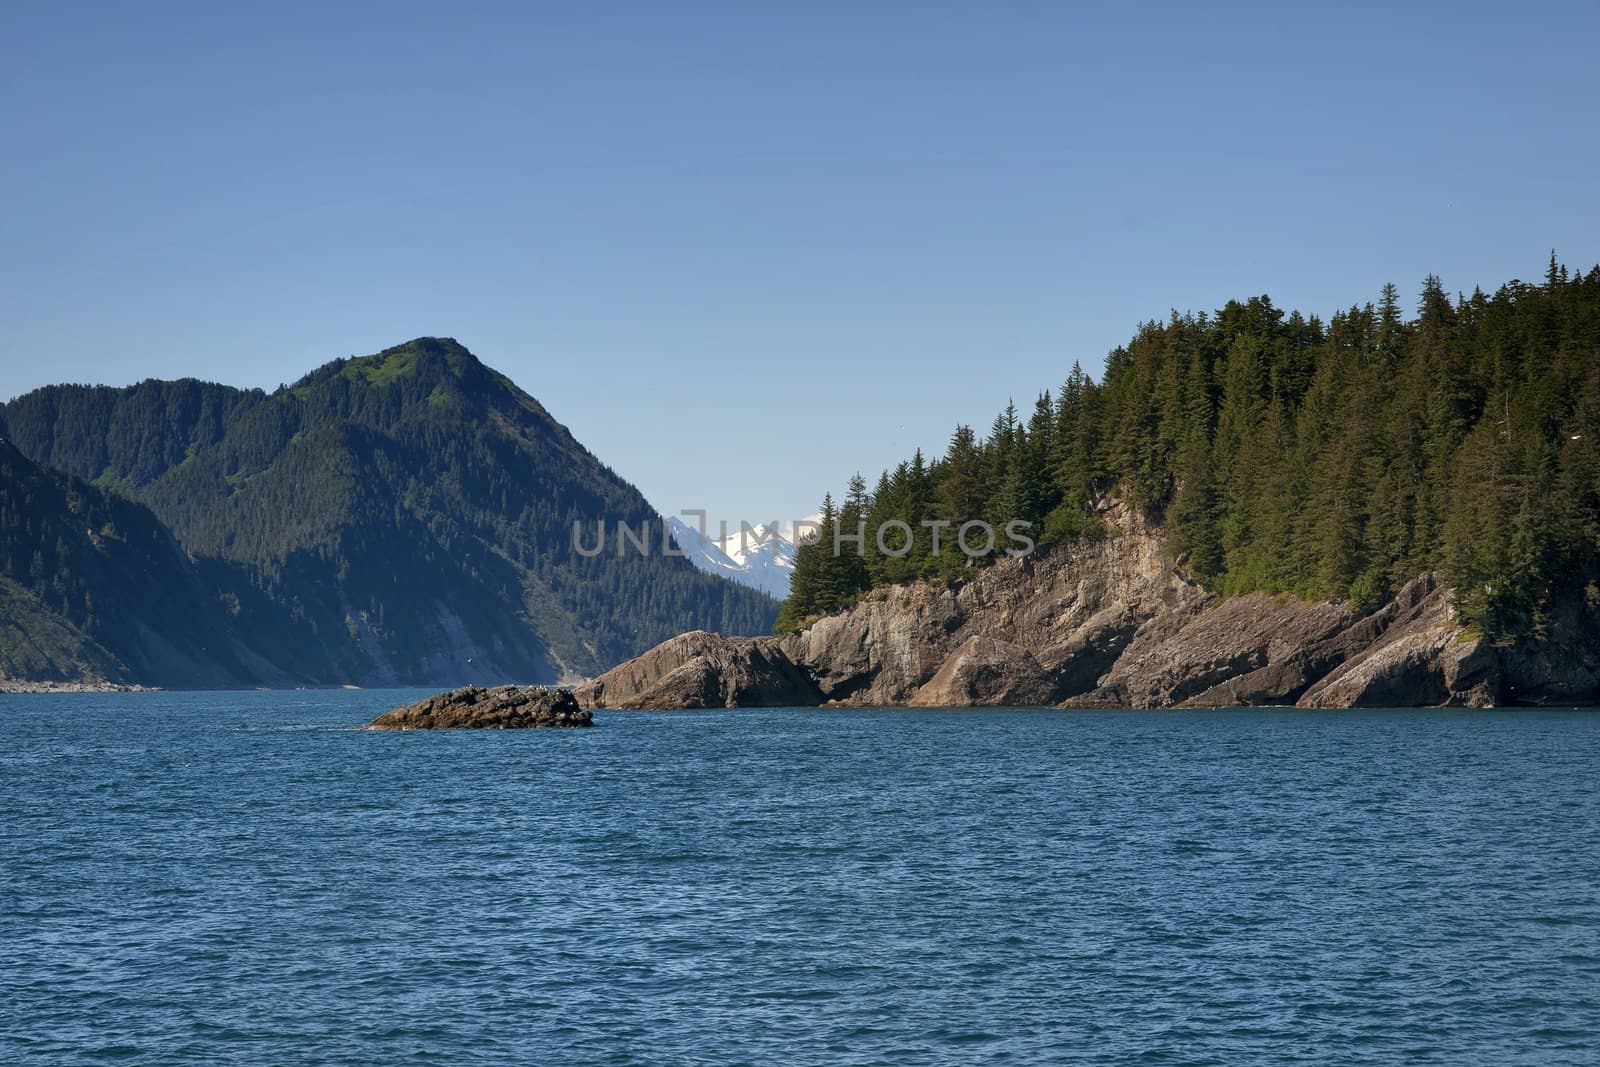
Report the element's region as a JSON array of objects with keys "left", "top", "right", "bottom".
[{"left": 576, "top": 504, "right": 1600, "bottom": 710}]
